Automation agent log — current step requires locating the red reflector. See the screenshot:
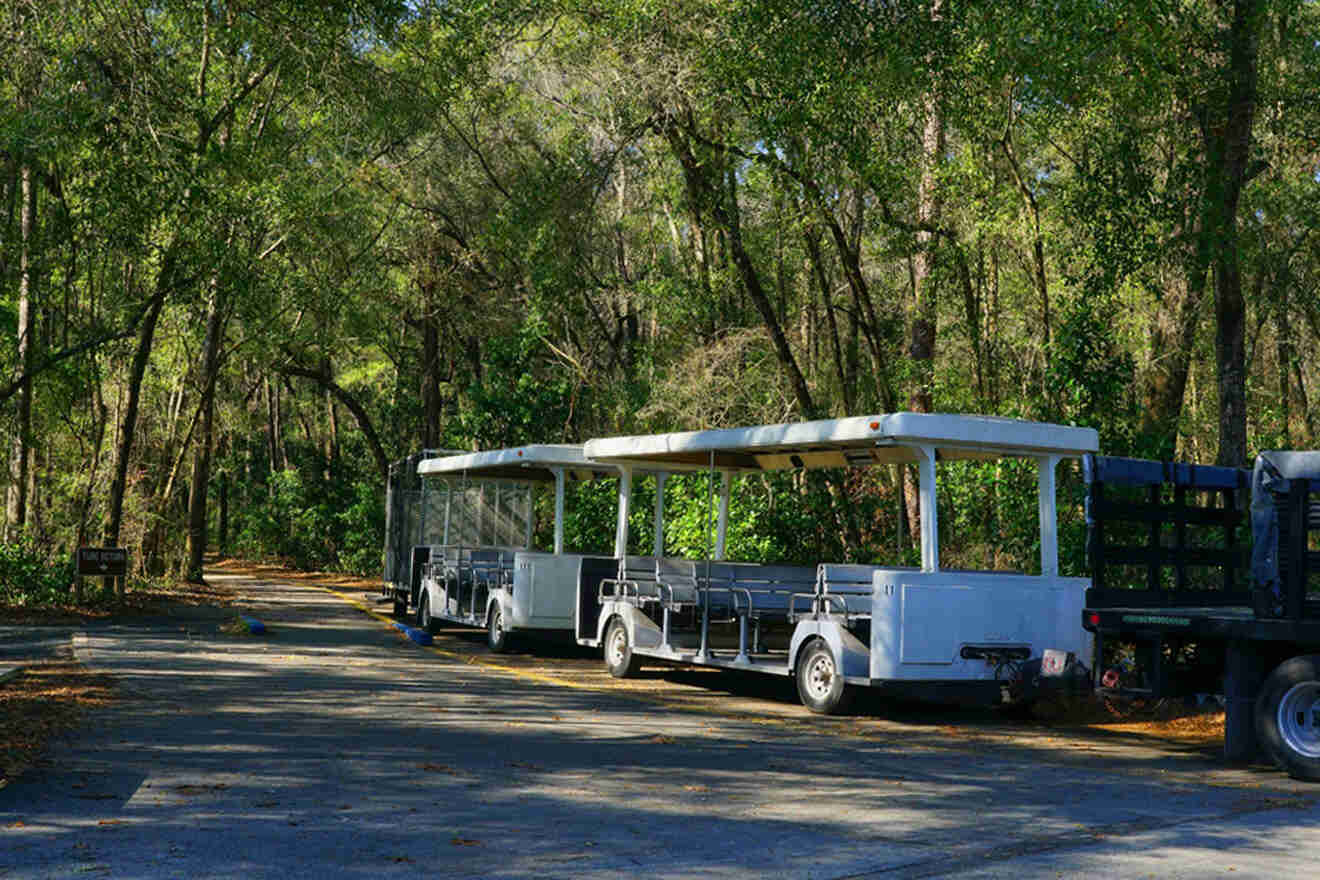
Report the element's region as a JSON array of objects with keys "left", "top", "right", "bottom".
[
  {"left": 869, "top": 421, "right": 880, "bottom": 430},
  {"left": 1086, "top": 613, "right": 1101, "bottom": 626}
]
